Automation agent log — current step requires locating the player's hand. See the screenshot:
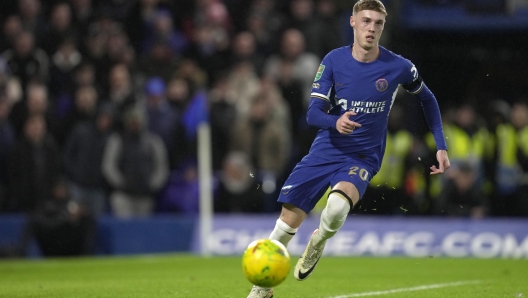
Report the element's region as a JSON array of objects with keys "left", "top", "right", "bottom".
[
  {"left": 336, "top": 111, "right": 362, "bottom": 135},
  {"left": 430, "top": 149, "right": 450, "bottom": 175}
]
